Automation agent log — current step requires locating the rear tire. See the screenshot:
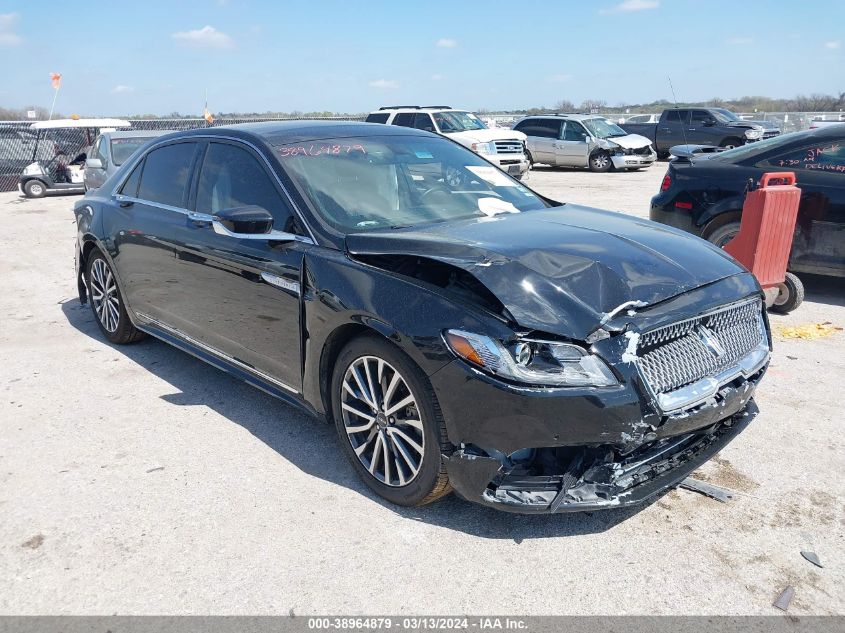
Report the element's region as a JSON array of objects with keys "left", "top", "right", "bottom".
[
  {"left": 589, "top": 151, "right": 612, "bottom": 172},
  {"left": 331, "top": 334, "right": 451, "bottom": 507},
  {"left": 85, "top": 251, "right": 146, "bottom": 344},
  {"left": 23, "top": 180, "right": 47, "bottom": 198},
  {"left": 769, "top": 272, "right": 804, "bottom": 314},
  {"left": 706, "top": 221, "right": 741, "bottom": 249}
]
